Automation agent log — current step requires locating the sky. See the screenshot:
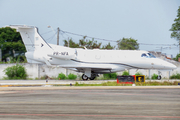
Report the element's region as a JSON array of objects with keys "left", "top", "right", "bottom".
[{"left": 0, "top": 0, "right": 180, "bottom": 57}]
